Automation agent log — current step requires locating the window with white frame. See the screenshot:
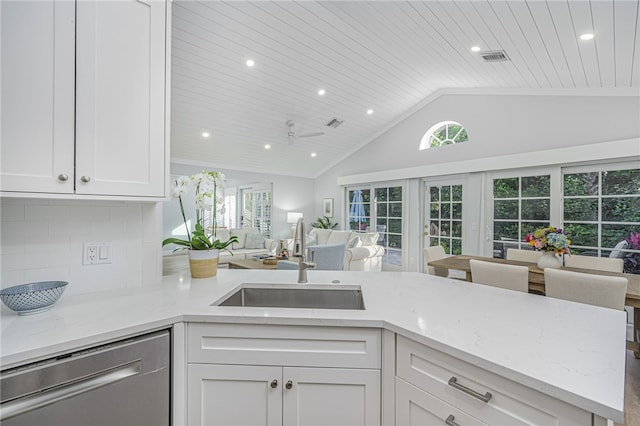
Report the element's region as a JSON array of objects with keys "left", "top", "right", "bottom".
[
  {"left": 563, "top": 165, "right": 640, "bottom": 274},
  {"left": 419, "top": 121, "right": 468, "bottom": 150},
  {"left": 241, "top": 187, "right": 272, "bottom": 236},
  {"left": 492, "top": 174, "right": 551, "bottom": 258}
]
